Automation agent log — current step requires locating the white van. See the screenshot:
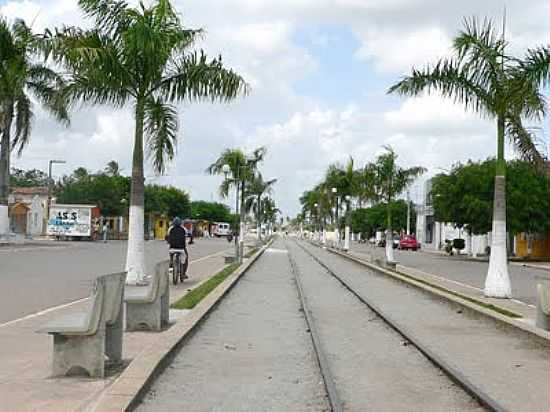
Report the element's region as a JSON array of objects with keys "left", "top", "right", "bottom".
[{"left": 214, "top": 222, "right": 231, "bottom": 237}]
